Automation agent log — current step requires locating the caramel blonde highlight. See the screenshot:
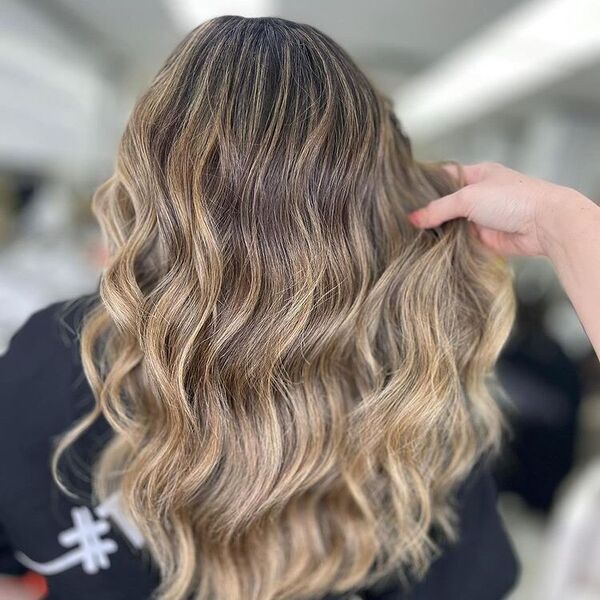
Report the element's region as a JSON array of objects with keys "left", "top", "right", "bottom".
[{"left": 53, "top": 16, "right": 515, "bottom": 600}]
